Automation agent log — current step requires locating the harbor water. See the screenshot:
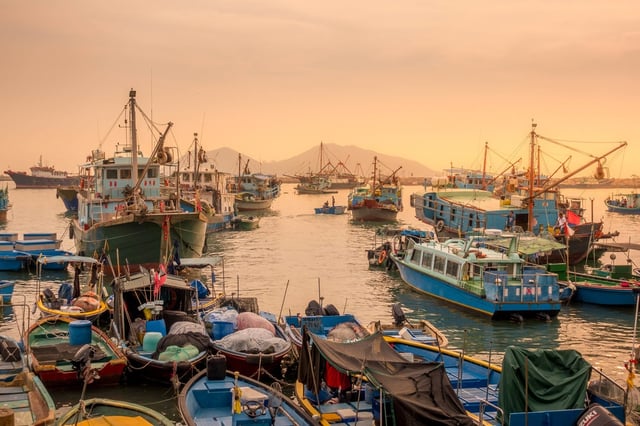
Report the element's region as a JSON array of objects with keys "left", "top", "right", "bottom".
[{"left": 1, "top": 181, "right": 640, "bottom": 422}]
